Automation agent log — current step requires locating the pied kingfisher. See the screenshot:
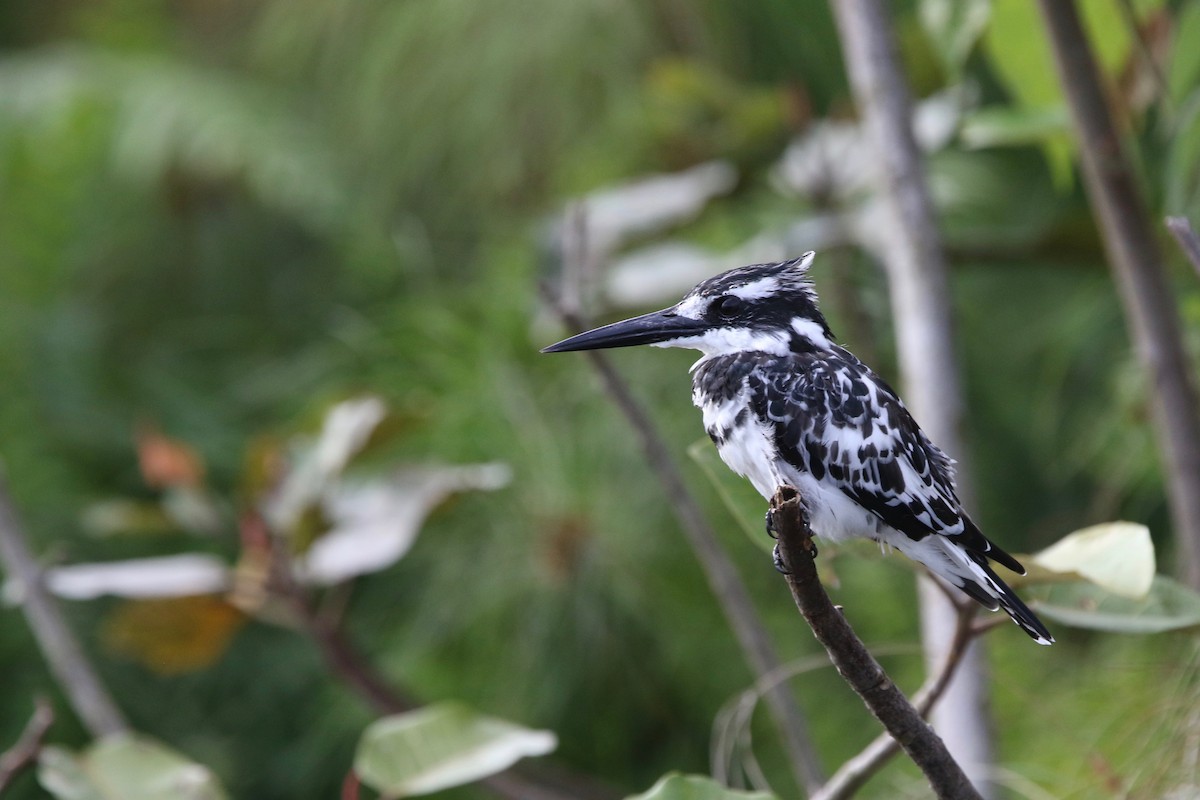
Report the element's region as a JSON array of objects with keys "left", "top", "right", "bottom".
[{"left": 544, "top": 253, "right": 1053, "bottom": 644}]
